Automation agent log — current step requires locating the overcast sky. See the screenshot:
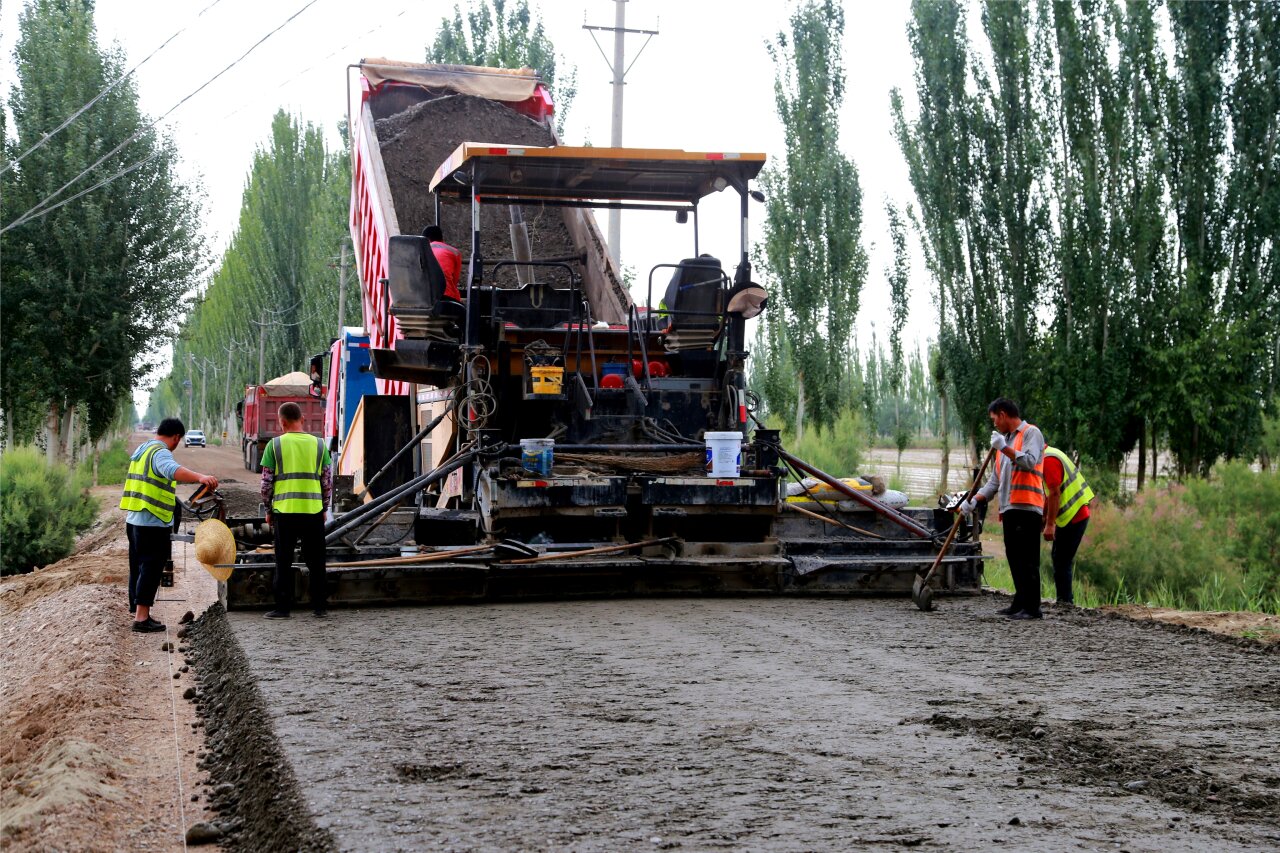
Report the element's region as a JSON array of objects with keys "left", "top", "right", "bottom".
[{"left": 0, "top": 0, "right": 935, "bottom": 400}]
